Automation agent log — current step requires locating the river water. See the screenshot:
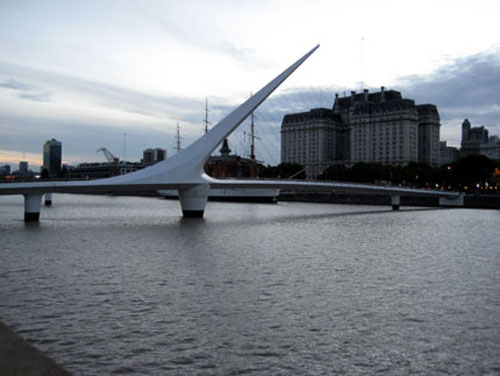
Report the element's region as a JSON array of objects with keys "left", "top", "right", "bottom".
[{"left": 0, "top": 194, "right": 499, "bottom": 375}]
